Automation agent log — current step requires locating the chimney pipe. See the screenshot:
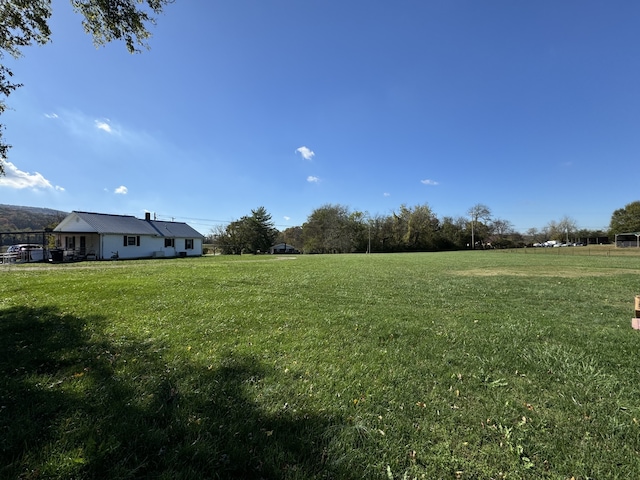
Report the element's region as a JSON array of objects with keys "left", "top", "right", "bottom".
[{"left": 145, "top": 212, "right": 151, "bottom": 221}]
